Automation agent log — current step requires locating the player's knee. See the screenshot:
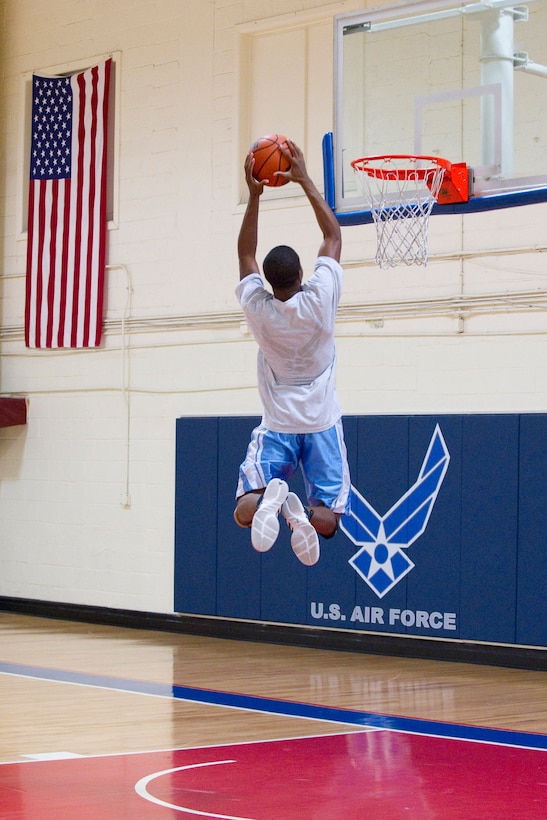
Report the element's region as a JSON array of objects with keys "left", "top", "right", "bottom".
[
  {"left": 234, "top": 503, "right": 252, "bottom": 528},
  {"left": 234, "top": 492, "right": 262, "bottom": 529},
  {"left": 309, "top": 507, "right": 340, "bottom": 539},
  {"left": 322, "top": 517, "right": 340, "bottom": 539}
]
